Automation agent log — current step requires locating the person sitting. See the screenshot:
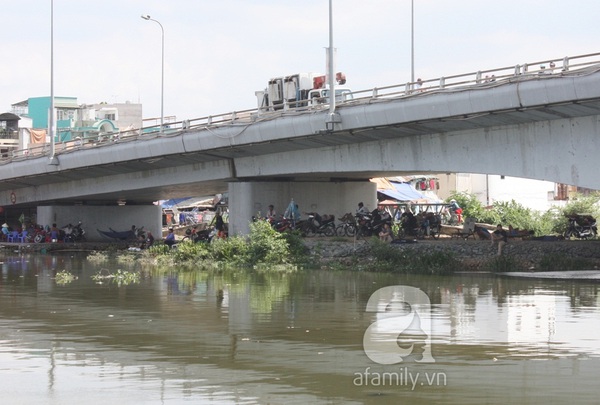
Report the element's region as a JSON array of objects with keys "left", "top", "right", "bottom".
[
  {"left": 356, "top": 202, "right": 369, "bottom": 217},
  {"left": 1, "top": 223, "right": 9, "bottom": 241},
  {"left": 164, "top": 227, "right": 176, "bottom": 248},
  {"left": 140, "top": 231, "right": 154, "bottom": 249},
  {"left": 507, "top": 225, "right": 532, "bottom": 238},
  {"left": 63, "top": 224, "right": 74, "bottom": 242},
  {"left": 379, "top": 223, "right": 393, "bottom": 243},
  {"left": 400, "top": 211, "right": 418, "bottom": 236},
  {"left": 266, "top": 205, "right": 277, "bottom": 222},
  {"left": 491, "top": 224, "right": 508, "bottom": 255},
  {"left": 449, "top": 199, "right": 463, "bottom": 223}
]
